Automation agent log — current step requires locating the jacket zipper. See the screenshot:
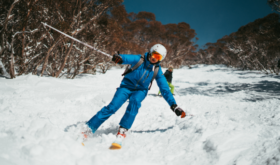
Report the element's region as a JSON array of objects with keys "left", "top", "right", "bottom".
[
  {"left": 142, "top": 72, "right": 150, "bottom": 83},
  {"left": 143, "top": 65, "right": 155, "bottom": 83},
  {"left": 135, "top": 63, "right": 151, "bottom": 89}
]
